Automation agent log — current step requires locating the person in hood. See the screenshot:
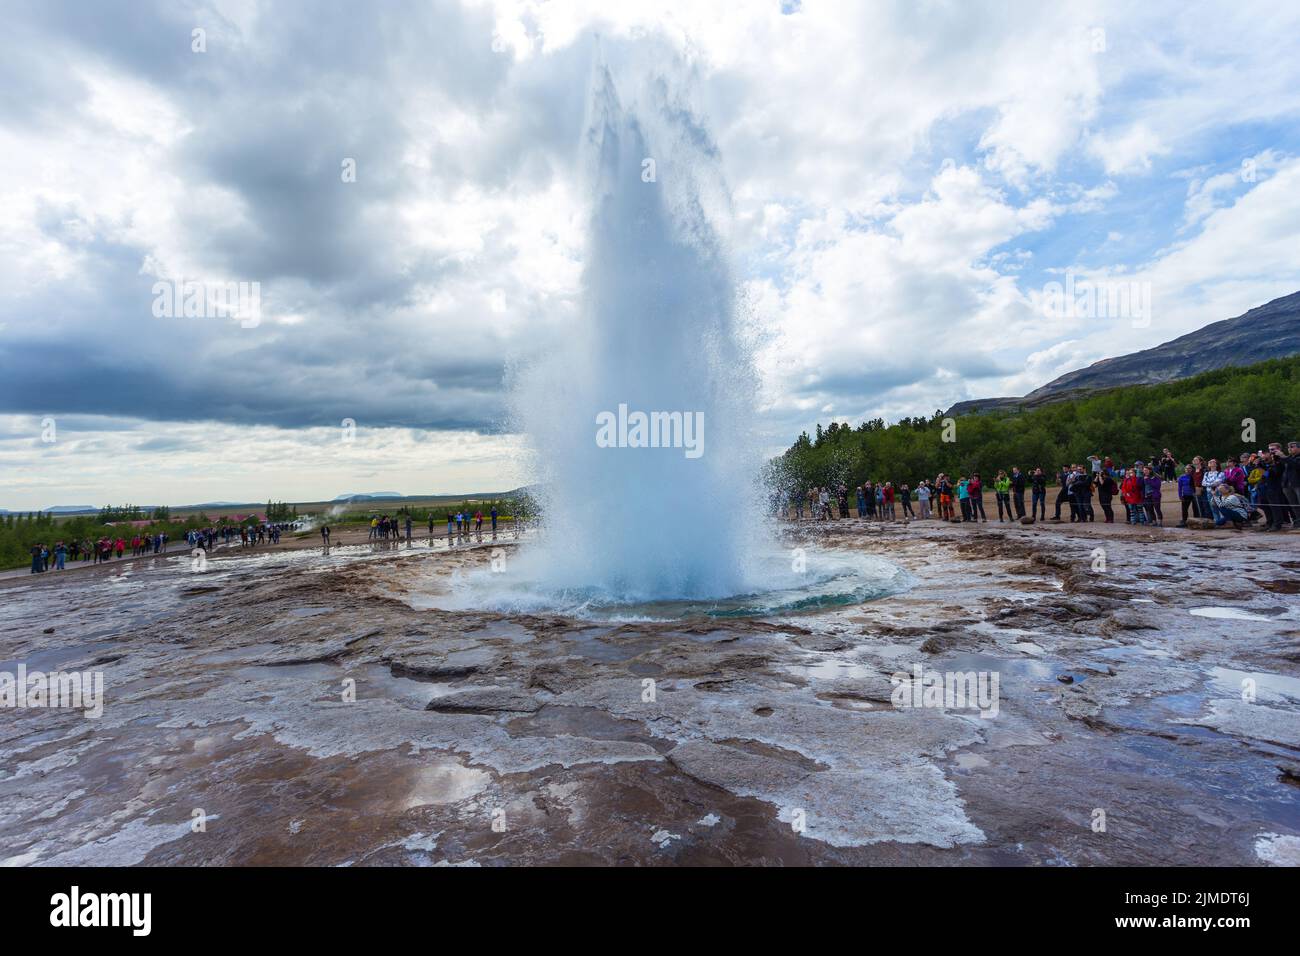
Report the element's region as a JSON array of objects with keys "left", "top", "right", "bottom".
[
  {"left": 1141, "top": 465, "right": 1163, "bottom": 526},
  {"left": 1176, "top": 464, "right": 1197, "bottom": 526},
  {"left": 1096, "top": 470, "right": 1118, "bottom": 523},
  {"left": 1121, "top": 468, "right": 1144, "bottom": 524}
]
